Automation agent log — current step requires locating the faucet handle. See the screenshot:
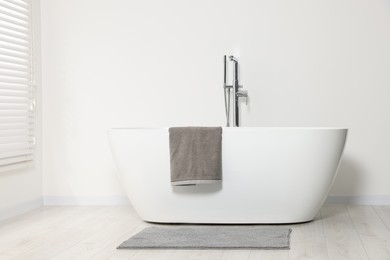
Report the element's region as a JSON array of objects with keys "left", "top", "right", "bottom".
[
  {"left": 237, "top": 90, "right": 248, "bottom": 105},
  {"left": 237, "top": 90, "right": 248, "bottom": 97}
]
